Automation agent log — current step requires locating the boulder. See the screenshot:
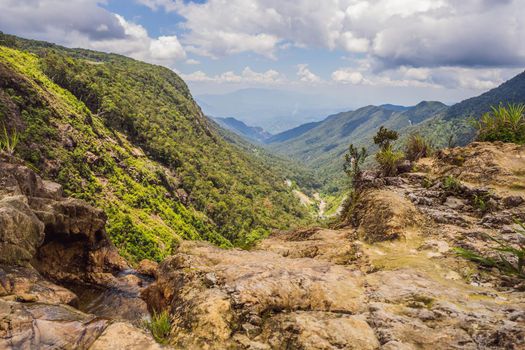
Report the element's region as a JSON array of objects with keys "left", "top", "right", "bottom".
[
  {"left": 88, "top": 322, "right": 162, "bottom": 350},
  {"left": 353, "top": 189, "right": 423, "bottom": 242},
  {"left": 0, "top": 196, "right": 44, "bottom": 265}
]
